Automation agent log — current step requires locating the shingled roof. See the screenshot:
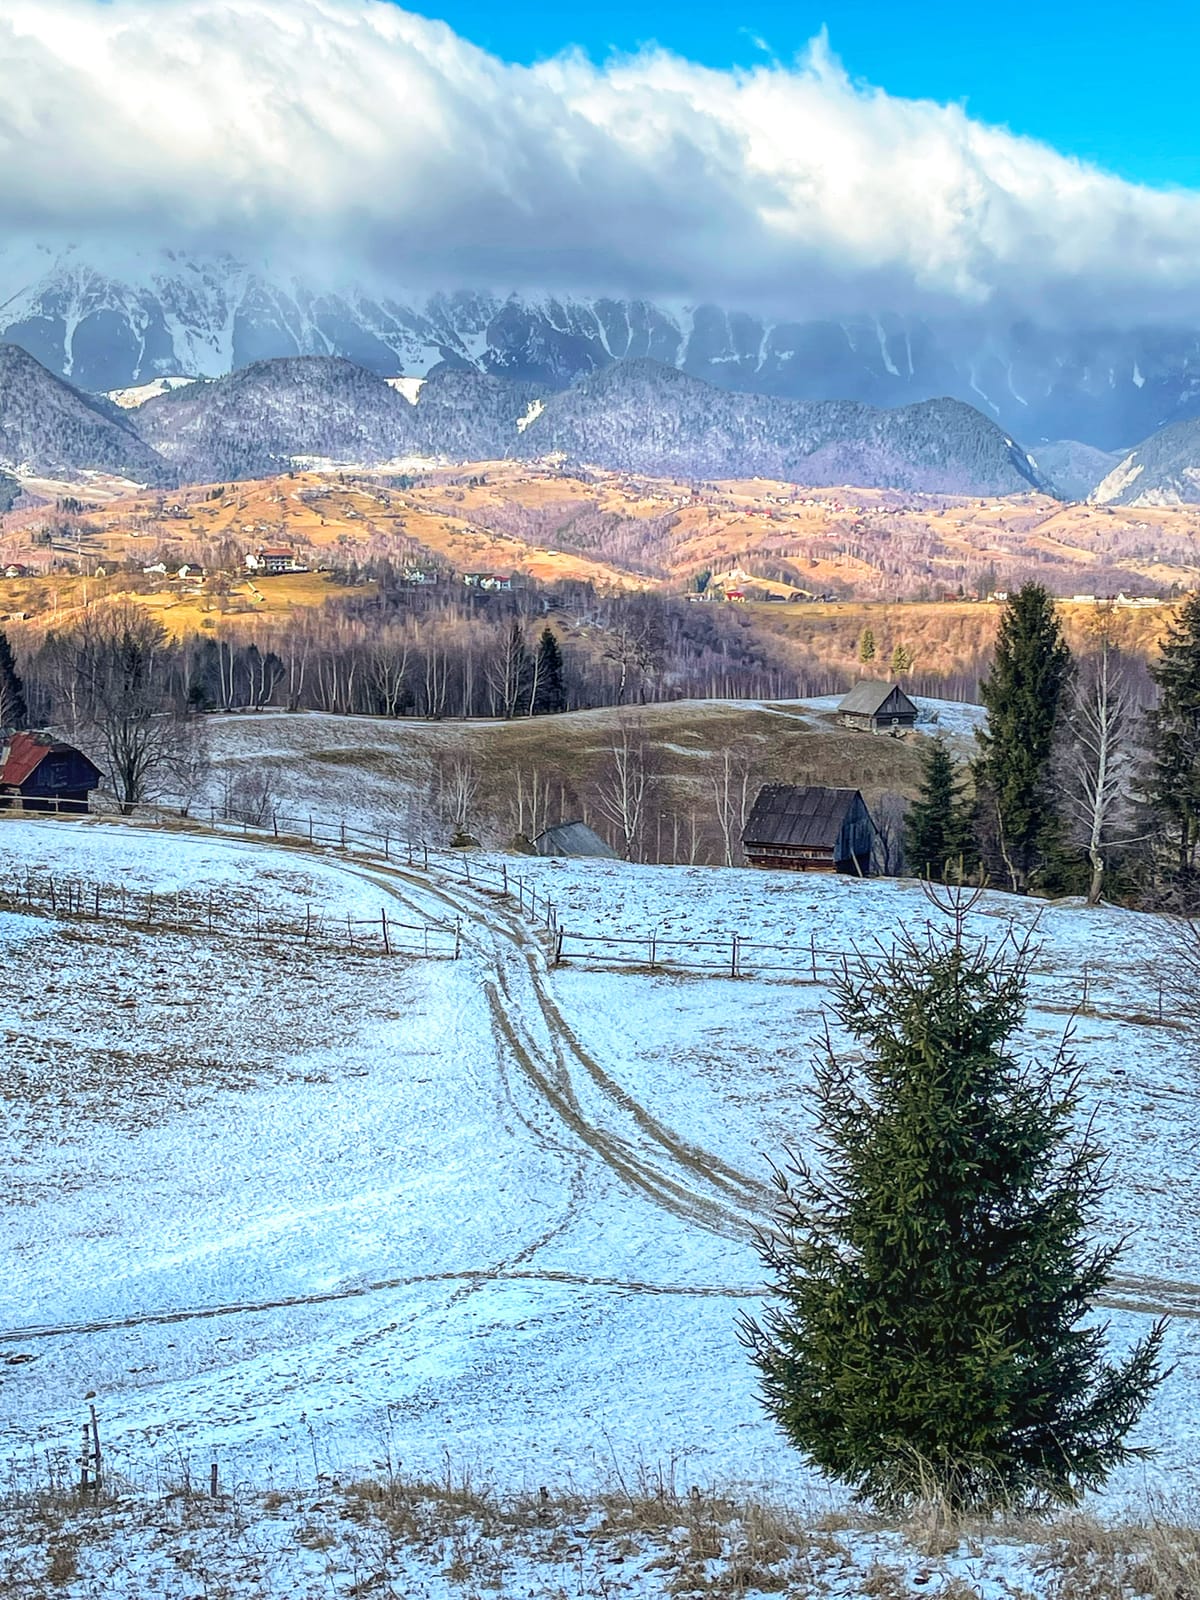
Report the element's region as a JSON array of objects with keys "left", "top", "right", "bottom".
[
  {"left": 836, "top": 679, "right": 916, "bottom": 717},
  {"left": 743, "top": 785, "right": 864, "bottom": 850}
]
